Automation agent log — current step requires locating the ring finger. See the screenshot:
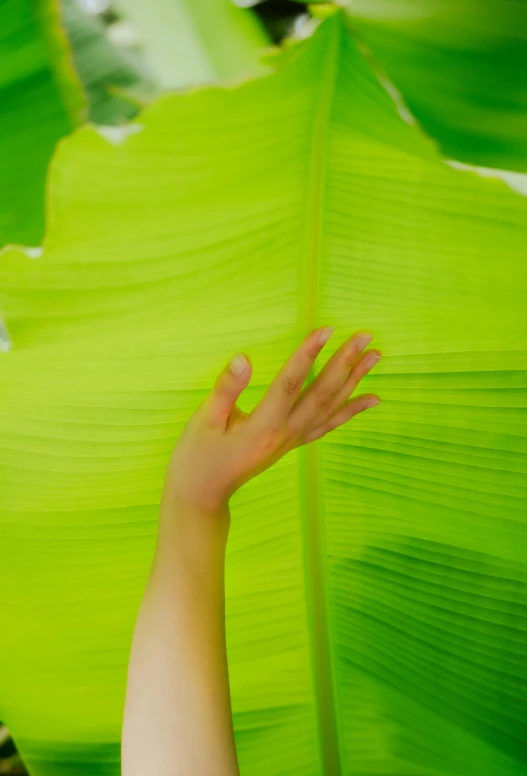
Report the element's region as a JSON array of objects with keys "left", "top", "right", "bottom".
[
  {"left": 287, "top": 332, "right": 379, "bottom": 437},
  {"left": 324, "top": 348, "right": 382, "bottom": 424}
]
